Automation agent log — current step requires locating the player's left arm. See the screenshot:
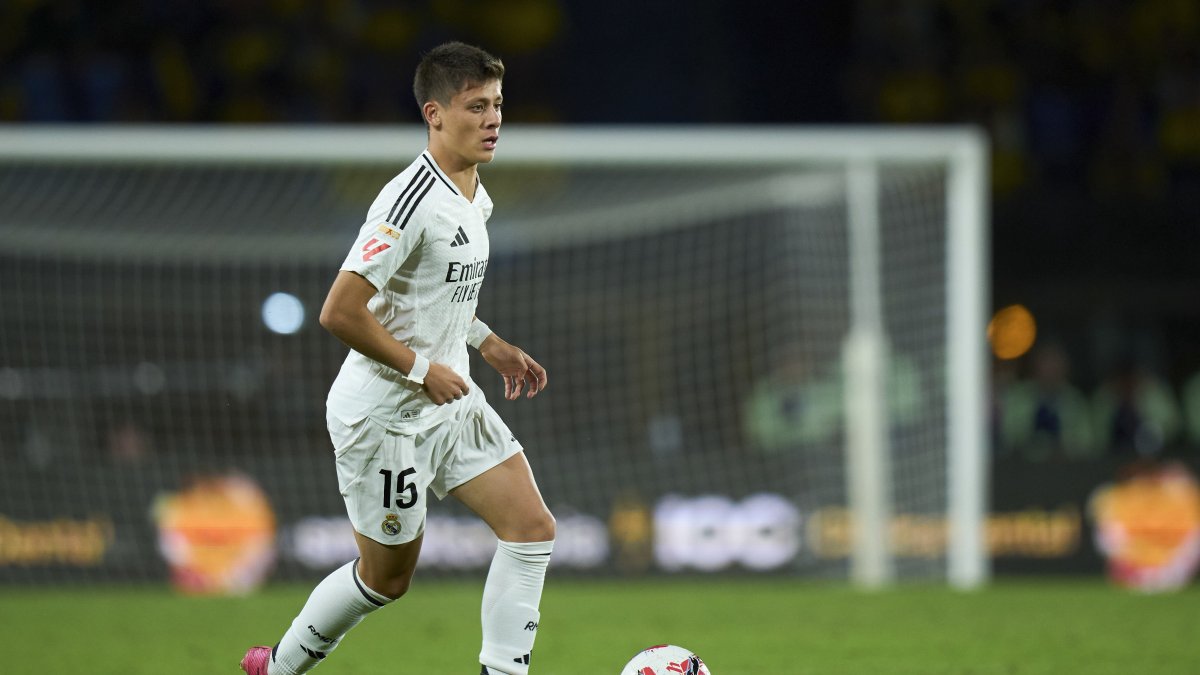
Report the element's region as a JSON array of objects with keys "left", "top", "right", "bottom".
[{"left": 473, "top": 316, "right": 547, "bottom": 400}]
